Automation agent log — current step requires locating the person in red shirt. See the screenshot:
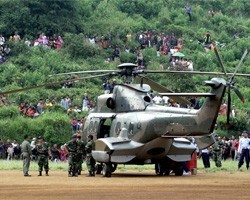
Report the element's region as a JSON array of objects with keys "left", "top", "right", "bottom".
[
  {"left": 71, "top": 117, "right": 78, "bottom": 131},
  {"left": 234, "top": 138, "right": 239, "bottom": 161}
]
